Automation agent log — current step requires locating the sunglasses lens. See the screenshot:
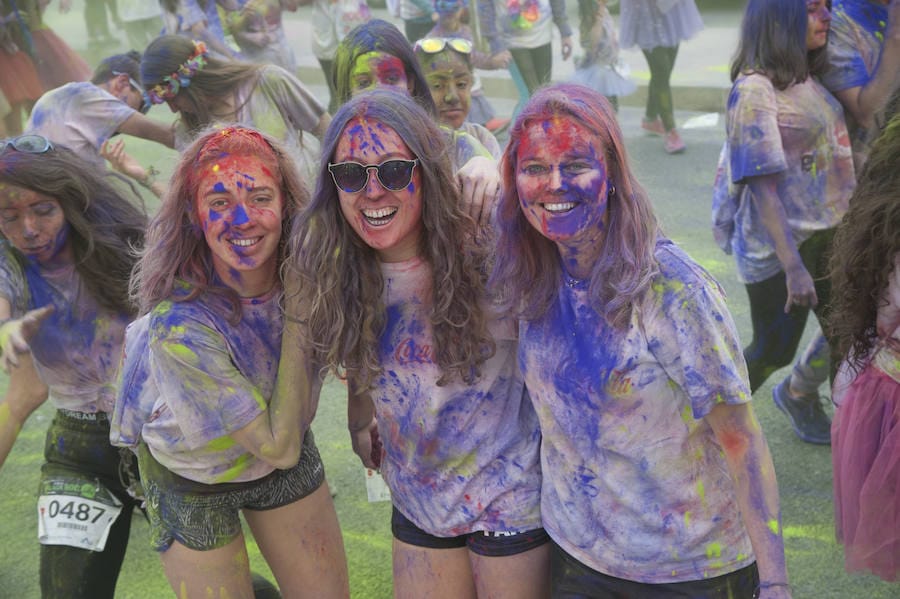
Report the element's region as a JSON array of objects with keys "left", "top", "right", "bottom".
[
  {"left": 448, "top": 38, "right": 473, "bottom": 54},
  {"left": 330, "top": 163, "right": 369, "bottom": 193},
  {"left": 418, "top": 38, "right": 446, "bottom": 53},
  {"left": 12, "top": 135, "right": 51, "bottom": 153},
  {"left": 377, "top": 160, "right": 416, "bottom": 191}
]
